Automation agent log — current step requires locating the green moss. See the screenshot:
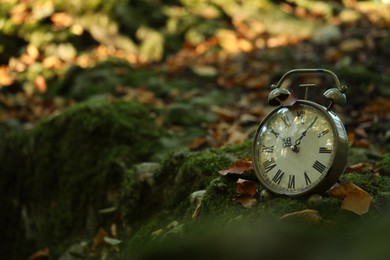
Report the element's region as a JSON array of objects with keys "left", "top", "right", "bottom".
[
  {"left": 200, "top": 177, "right": 240, "bottom": 218},
  {"left": 1, "top": 100, "right": 160, "bottom": 258},
  {"left": 120, "top": 147, "right": 243, "bottom": 256},
  {"left": 222, "top": 141, "right": 252, "bottom": 159},
  {"left": 118, "top": 139, "right": 390, "bottom": 259},
  {"left": 121, "top": 149, "right": 234, "bottom": 224},
  {"left": 381, "top": 153, "right": 390, "bottom": 165},
  {"left": 342, "top": 173, "right": 385, "bottom": 195},
  {"left": 348, "top": 147, "right": 370, "bottom": 165},
  {"left": 381, "top": 153, "right": 390, "bottom": 176},
  {"left": 0, "top": 129, "right": 33, "bottom": 259}
]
